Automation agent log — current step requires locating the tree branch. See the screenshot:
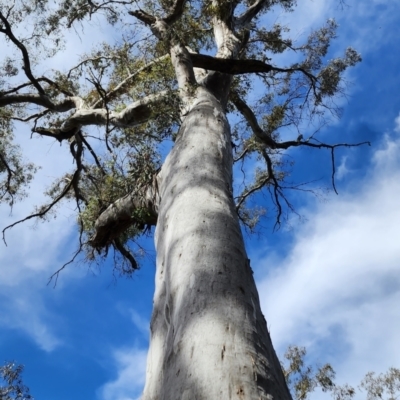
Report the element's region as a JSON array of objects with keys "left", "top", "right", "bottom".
[
  {"left": 128, "top": 9, "right": 156, "bottom": 25},
  {"left": 0, "top": 76, "right": 73, "bottom": 97},
  {"left": 262, "top": 149, "right": 284, "bottom": 229},
  {"left": 231, "top": 92, "right": 276, "bottom": 147},
  {"left": 235, "top": 174, "right": 270, "bottom": 211},
  {"left": 232, "top": 92, "right": 371, "bottom": 201},
  {"left": 164, "top": 0, "right": 188, "bottom": 24},
  {"left": 1, "top": 91, "right": 169, "bottom": 141},
  {"left": 91, "top": 55, "right": 170, "bottom": 108},
  {"left": 0, "top": 11, "right": 45, "bottom": 95},
  {"left": 190, "top": 53, "right": 317, "bottom": 82},
  {"left": 234, "top": 0, "right": 270, "bottom": 29},
  {"left": 2, "top": 167, "right": 81, "bottom": 245},
  {"left": 89, "top": 175, "right": 159, "bottom": 249},
  {"left": 0, "top": 152, "right": 14, "bottom": 203},
  {"left": 0, "top": 94, "right": 83, "bottom": 111},
  {"left": 113, "top": 238, "right": 138, "bottom": 271},
  {"left": 129, "top": 0, "right": 187, "bottom": 25}
]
